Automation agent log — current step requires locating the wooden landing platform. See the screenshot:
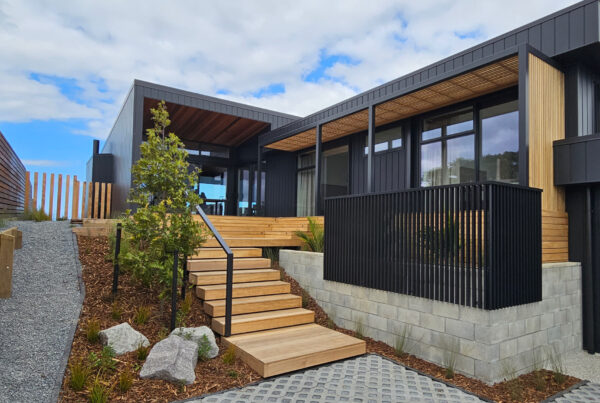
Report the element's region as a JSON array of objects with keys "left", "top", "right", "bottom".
[{"left": 223, "top": 324, "right": 366, "bottom": 377}]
